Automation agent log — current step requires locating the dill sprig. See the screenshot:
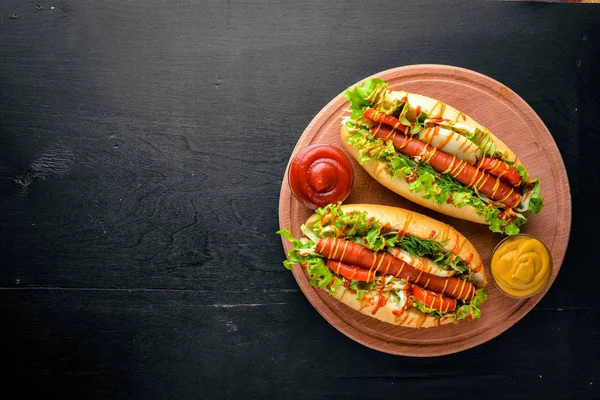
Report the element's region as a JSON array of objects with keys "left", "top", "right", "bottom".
[{"left": 398, "top": 235, "right": 446, "bottom": 258}]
